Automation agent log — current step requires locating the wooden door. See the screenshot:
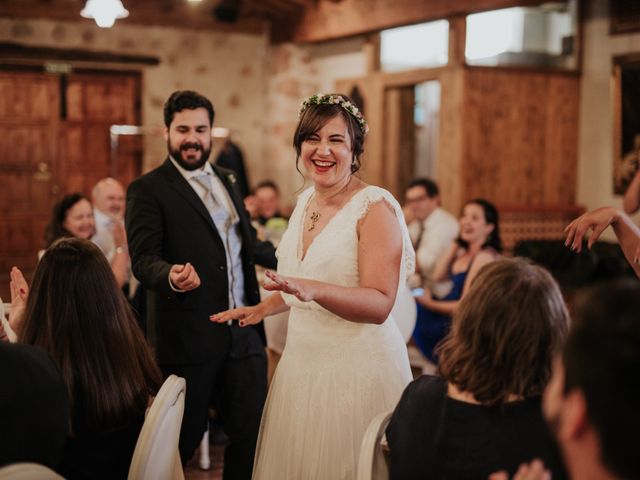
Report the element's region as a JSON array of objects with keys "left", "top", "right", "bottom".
[
  {"left": 384, "top": 86, "right": 416, "bottom": 199},
  {"left": 0, "top": 69, "right": 141, "bottom": 300},
  {"left": 62, "top": 72, "right": 141, "bottom": 193},
  {"left": 0, "top": 70, "right": 60, "bottom": 301}
]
